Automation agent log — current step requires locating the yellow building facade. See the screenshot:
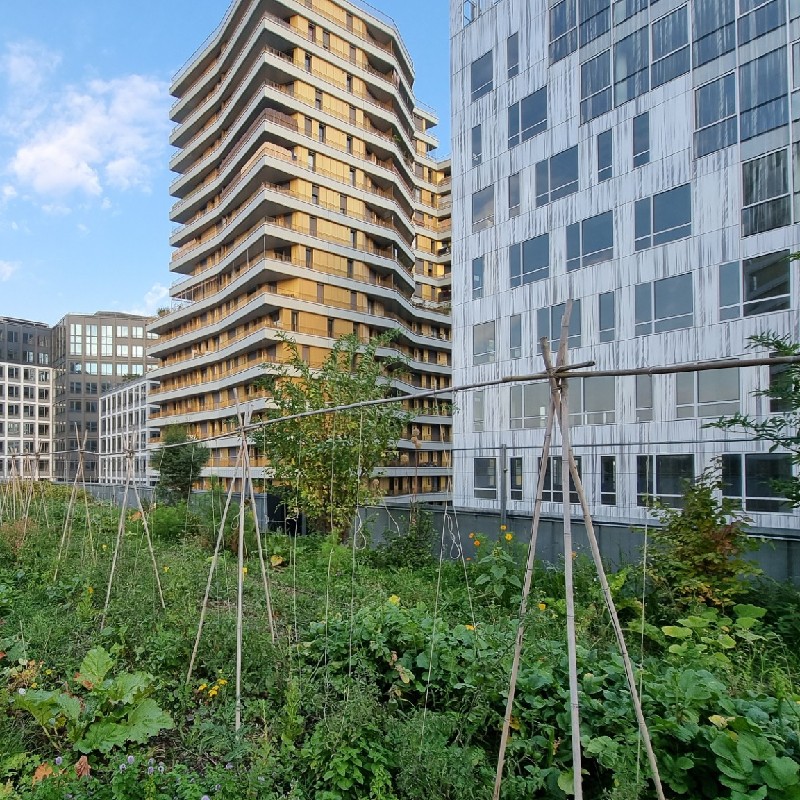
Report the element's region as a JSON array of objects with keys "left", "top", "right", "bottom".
[{"left": 149, "top": 0, "right": 452, "bottom": 500}]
